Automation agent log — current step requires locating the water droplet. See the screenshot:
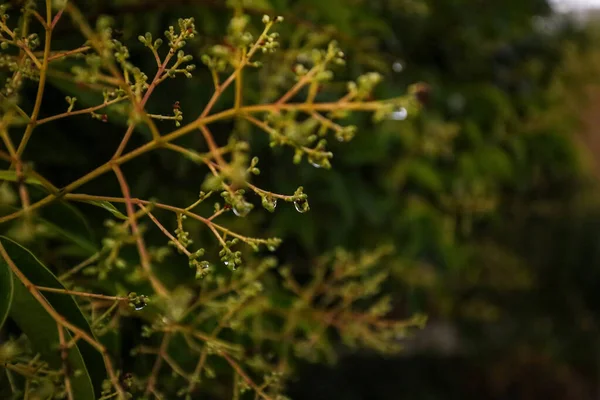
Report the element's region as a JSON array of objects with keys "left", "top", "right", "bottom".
[
  {"left": 392, "top": 61, "right": 404, "bottom": 73},
  {"left": 390, "top": 107, "right": 408, "bottom": 121},
  {"left": 294, "top": 199, "right": 309, "bottom": 213},
  {"left": 308, "top": 155, "right": 330, "bottom": 169},
  {"left": 195, "top": 262, "right": 210, "bottom": 279},
  {"left": 261, "top": 196, "right": 277, "bottom": 212},
  {"left": 134, "top": 303, "right": 146, "bottom": 311},
  {"left": 223, "top": 260, "right": 238, "bottom": 271},
  {"left": 232, "top": 201, "right": 253, "bottom": 217}
]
